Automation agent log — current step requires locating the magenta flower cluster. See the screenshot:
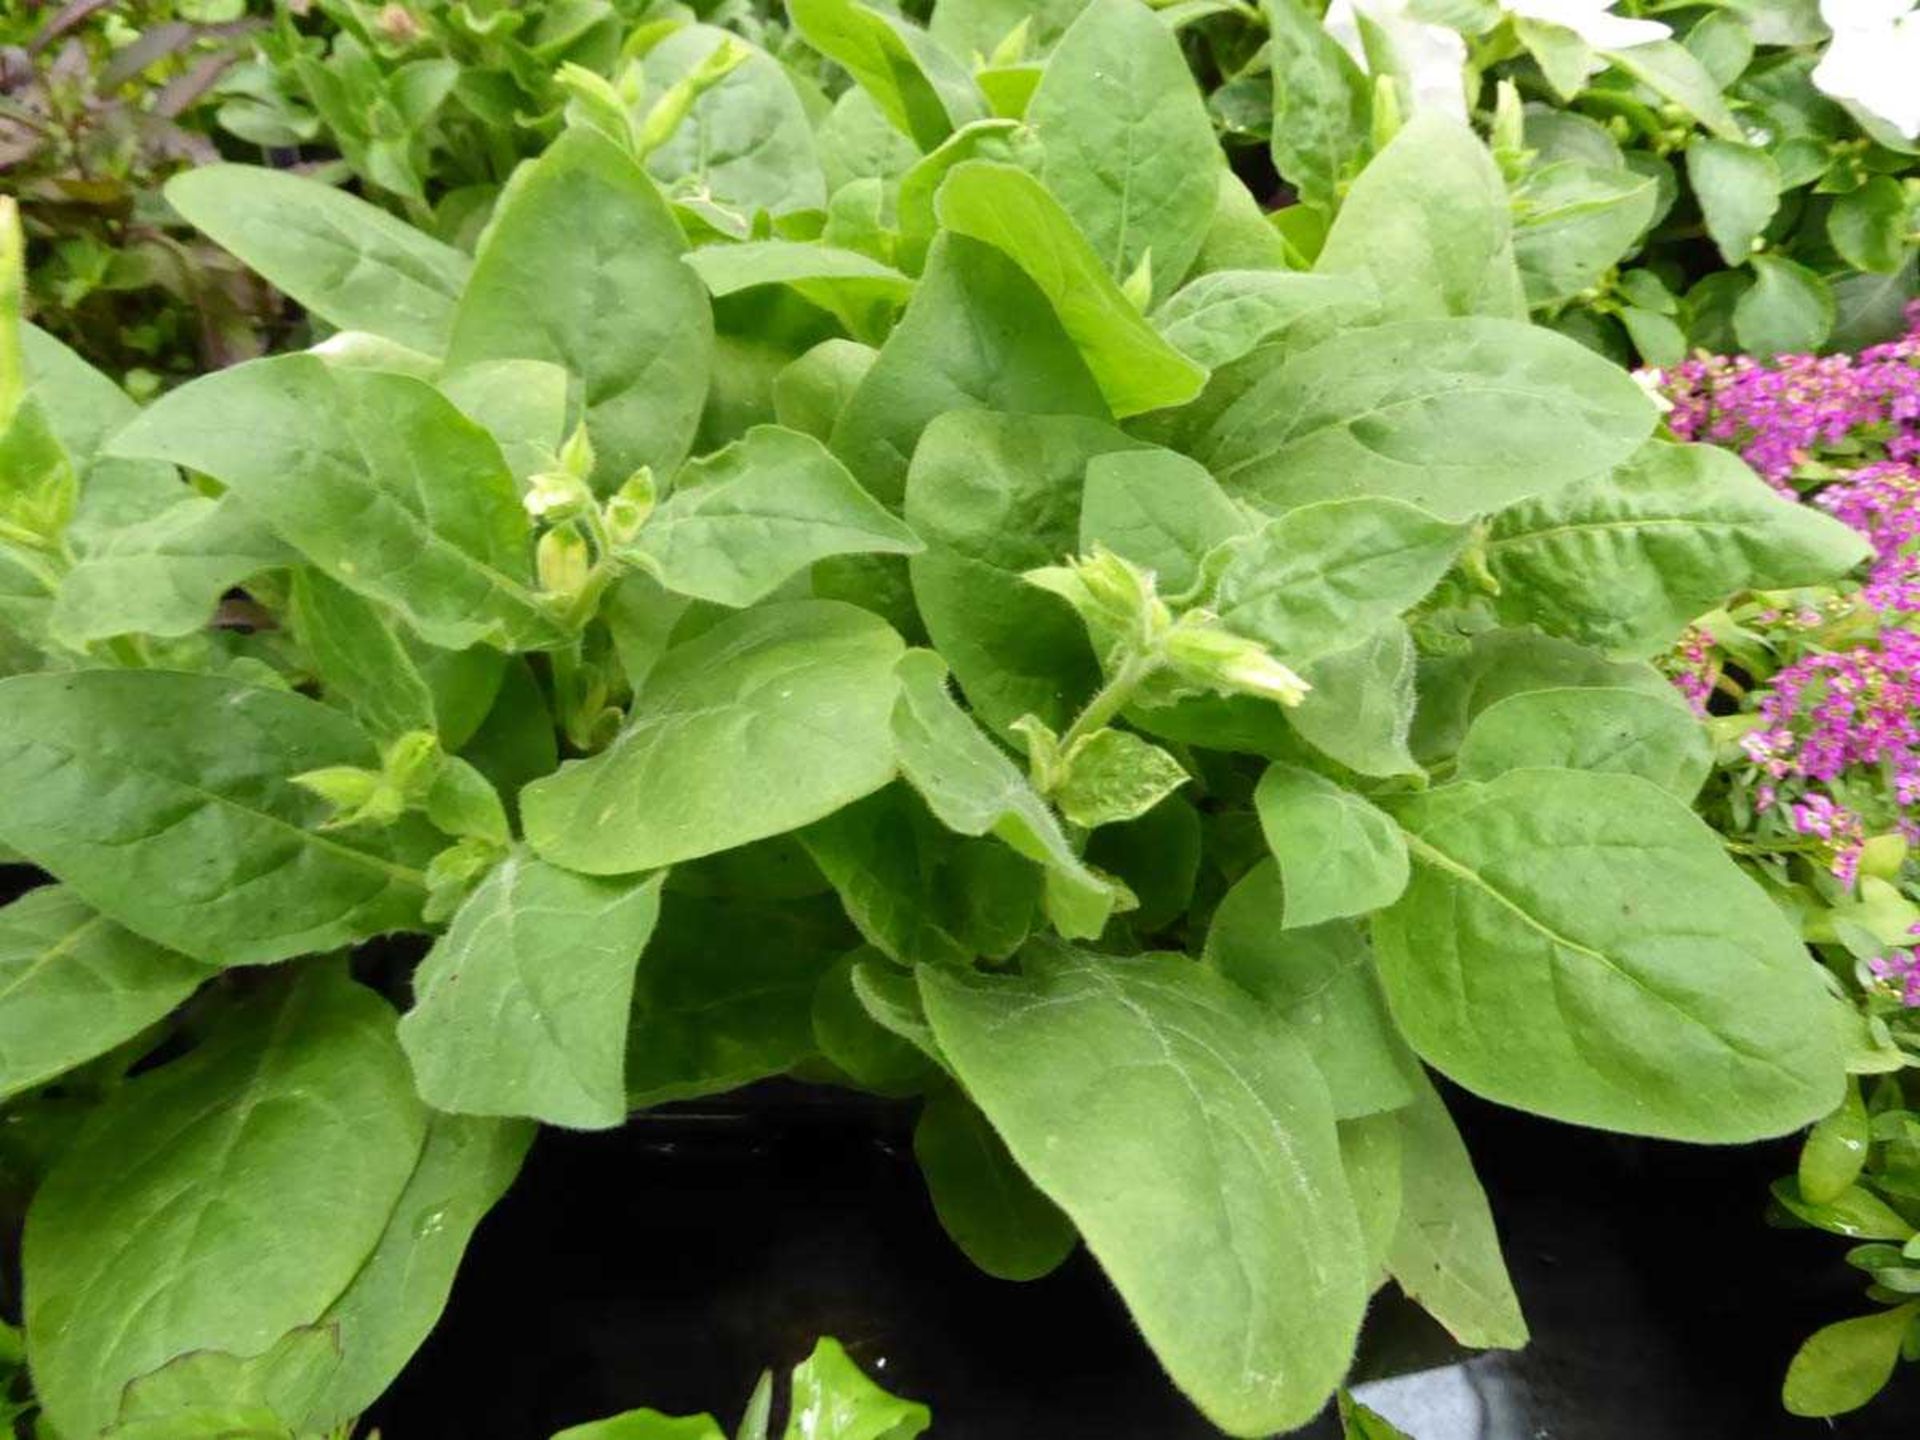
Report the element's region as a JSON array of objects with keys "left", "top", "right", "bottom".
[{"left": 1646, "top": 308, "right": 1920, "bottom": 987}]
